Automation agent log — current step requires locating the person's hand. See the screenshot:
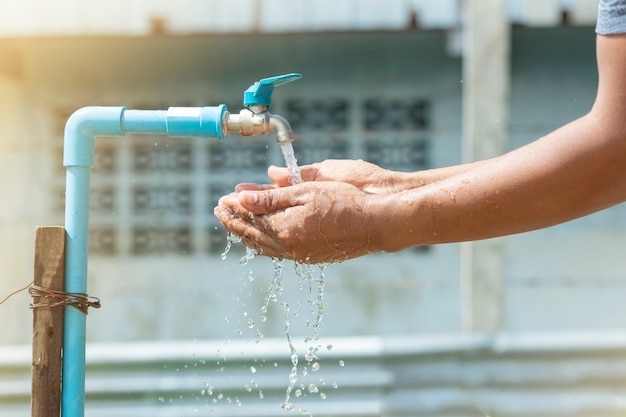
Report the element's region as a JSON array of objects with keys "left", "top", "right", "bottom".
[
  {"left": 266, "top": 159, "right": 411, "bottom": 194},
  {"left": 214, "top": 181, "right": 383, "bottom": 264}
]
